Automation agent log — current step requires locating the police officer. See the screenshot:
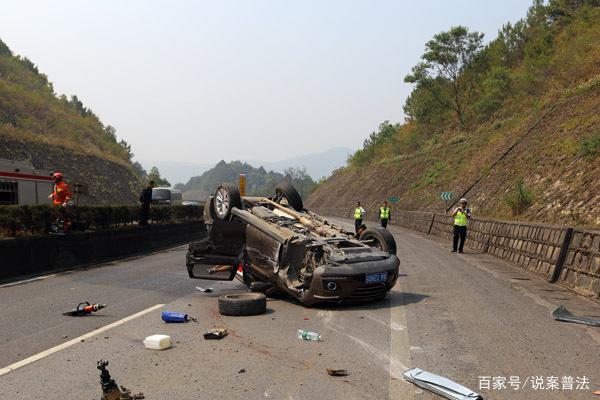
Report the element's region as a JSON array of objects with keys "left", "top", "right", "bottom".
[
  {"left": 451, "top": 198, "right": 472, "bottom": 253},
  {"left": 353, "top": 201, "right": 365, "bottom": 233},
  {"left": 378, "top": 201, "right": 391, "bottom": 228},
  {"left": 139, "top": 180, "right": 155, "bottom": 226}
]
